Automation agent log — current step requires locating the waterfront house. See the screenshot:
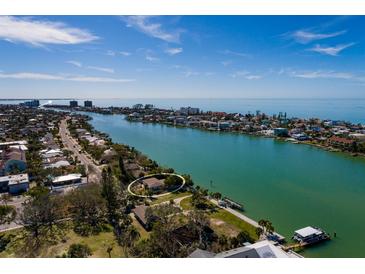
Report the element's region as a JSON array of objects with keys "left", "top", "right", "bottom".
[
  {"left": 189, "top": 240, "right": 301, "bottom": 258},
  {"left": 328, "top": 136, "right": 355, "bottom": 149},
  {"left": 143, "top": 177, "right": 165, "bottom": 192},
  {"left": 274, "top": 128, "right": 289, "bottom": 137}
]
